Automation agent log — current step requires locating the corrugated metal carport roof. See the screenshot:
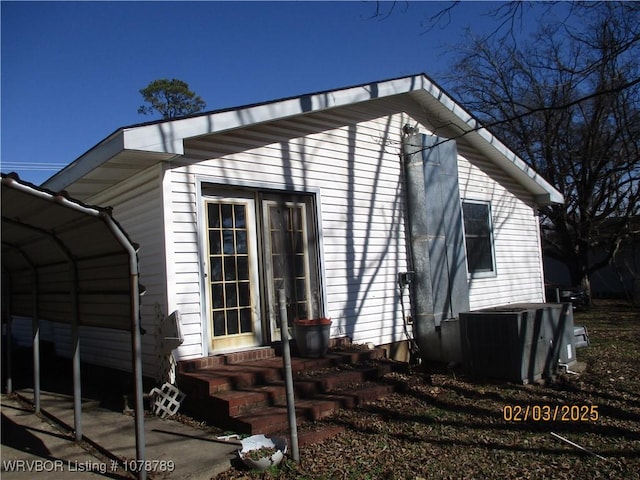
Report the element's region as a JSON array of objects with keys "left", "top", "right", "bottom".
[
  {"left": 1, "top": 172, "right": 147, "bottom": 477},
  {"left": 2, "top": 173, "right": 139, "bottom": 330}
]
